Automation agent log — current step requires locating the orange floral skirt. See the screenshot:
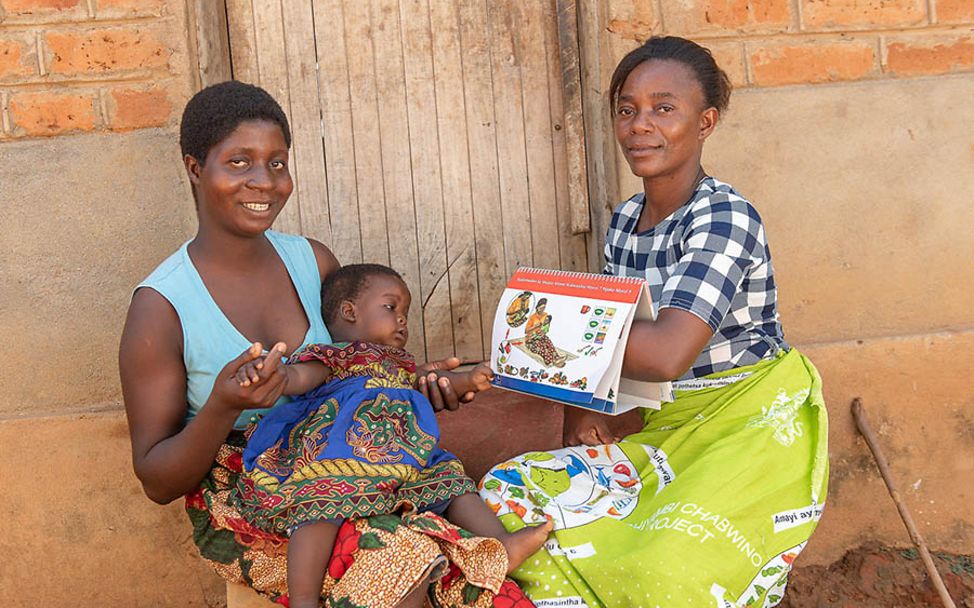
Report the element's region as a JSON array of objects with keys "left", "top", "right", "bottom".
[{"left": 185, "top": 434, "right": 534, "bottom": 607}]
